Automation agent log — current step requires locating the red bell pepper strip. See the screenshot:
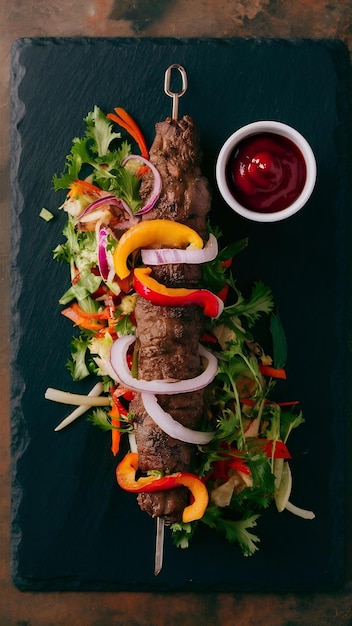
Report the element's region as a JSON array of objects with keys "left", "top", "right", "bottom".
[
  {"left": 111, "top": 385, "right": 134, "bottom": 404},
  {"left": 107, "top": 108, "right": 149, "bottom": 160},
  {"left": 211, "top": 456, "right": 251, "bottom": 482},
  {"left": 264, "top": 439, "right": 291, "bottom": 459},
  {"left": 217, "top": 283, "right": 229, "bottom": 303},
  {"left": 259, "top": 364, "right": 287, "bottom": 379},
  {"left": 210, "top": 438, "right": 290, "bottom": 484},
  {"left": 116, "top": 452, "right": 209, "bottom": 522},
  {"left": 111, "top": 392, "right": 130, "bottom": 417},
  {"left": 133, "top": 267, "right": 223, "bottom": 318},
  {"left": 248, "top": 438, "right": 291, "bottom": 459},
  {"left": 220, "top": 258, "right": 232, "bottom": 268},
  {"left": 116, "top": 452, "right": 180, "bottom": 492},
  {"left": 200, "top": 332, "right": 218, "bottom": 344}
]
